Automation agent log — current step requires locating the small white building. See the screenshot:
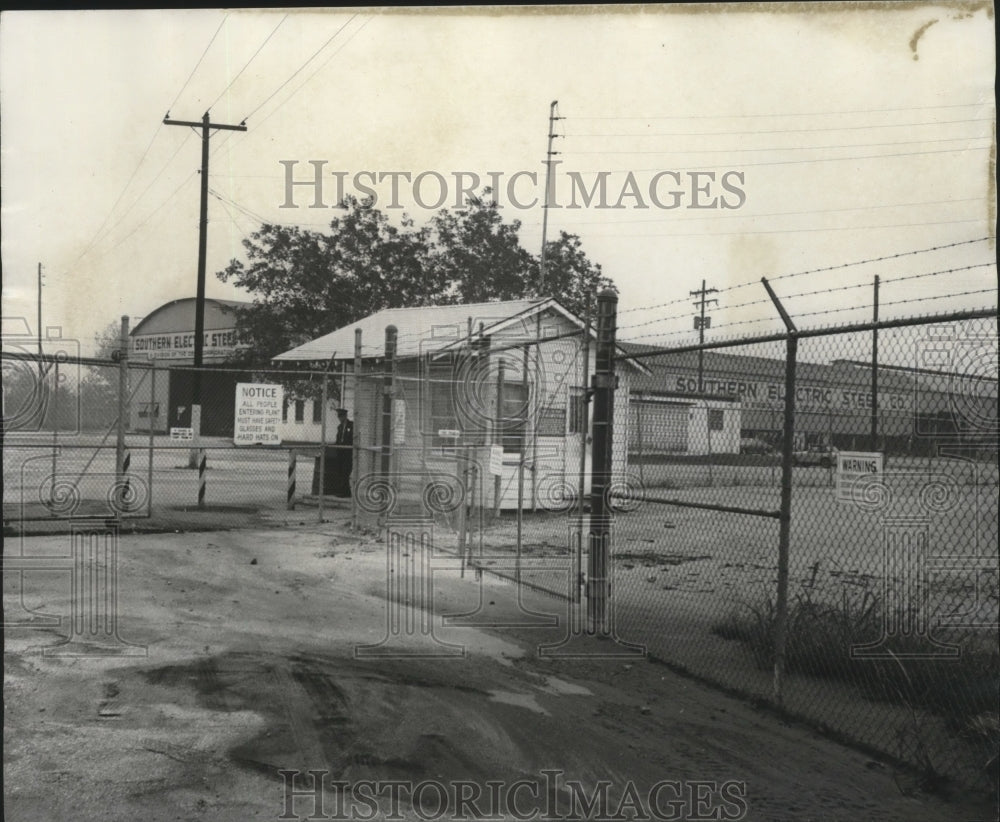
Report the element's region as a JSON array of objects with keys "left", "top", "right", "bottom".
[
  {"left": 629, "top": 391, "right": 741, "bottom": 456},
  {"left": 273, "top": 297, "right": 650, "bottom": 510}
]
